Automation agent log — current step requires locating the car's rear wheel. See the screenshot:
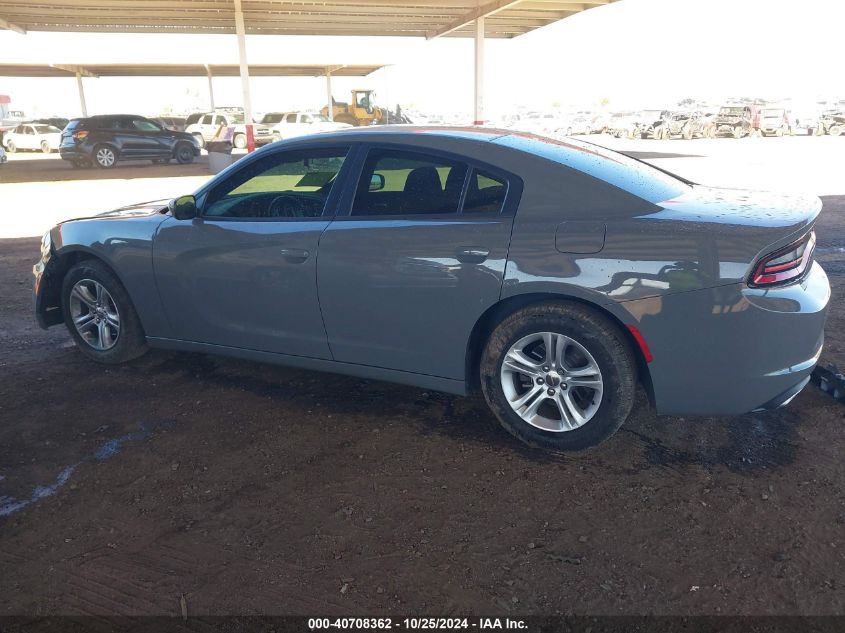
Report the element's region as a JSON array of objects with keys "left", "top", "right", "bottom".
[
  {"left": 175, "top": 142, "right": 195, "bottom": 164},
  {"left": 480, "top": 302, "right": 636, "bottom": 451},
  {"left": 94, "top": 144, "right": 117, "bottom": 168},
  {"left": 40, "top": 140, "right": 52, "bottom": 153},
  {"left": 61, "top": 260, "right": 147, "bottom": 364},
  {"left": 233, "top": 133, "right": 247, "bottom": 149}
]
